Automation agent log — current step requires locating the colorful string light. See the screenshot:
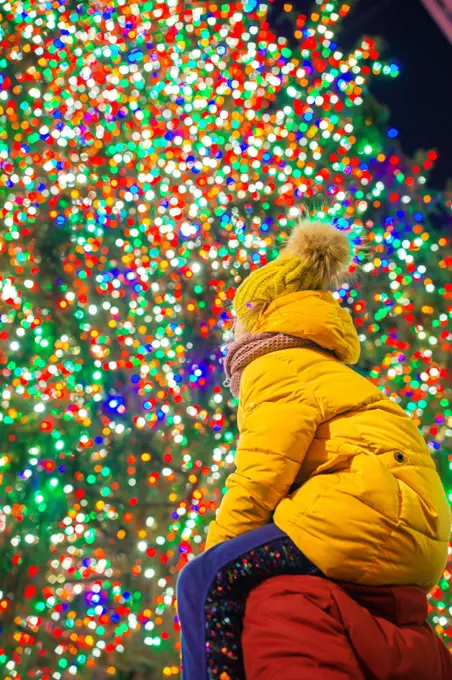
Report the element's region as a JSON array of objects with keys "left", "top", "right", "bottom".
[{"left": 0, "top": 0, "right": 450, "bottom": 677}]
